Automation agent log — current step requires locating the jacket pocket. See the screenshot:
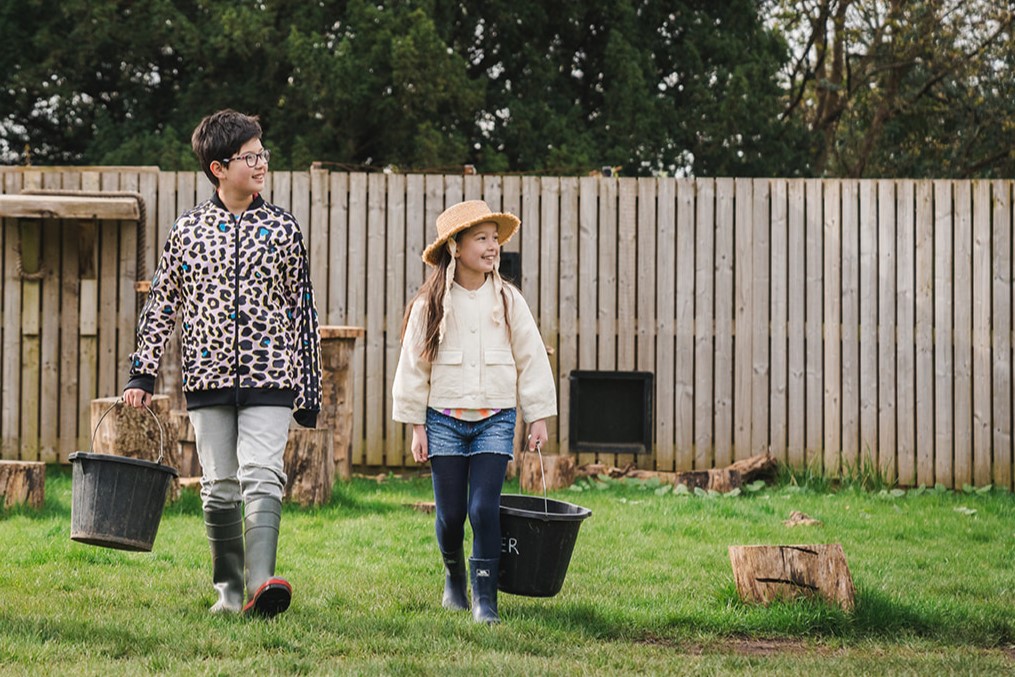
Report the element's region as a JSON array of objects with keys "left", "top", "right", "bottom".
[
  {"left": 483, "top": 349, "right": 516, "bottom": 398},
  {"left": 430, "top": 350, "right": 463, "bottom": 399}
]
